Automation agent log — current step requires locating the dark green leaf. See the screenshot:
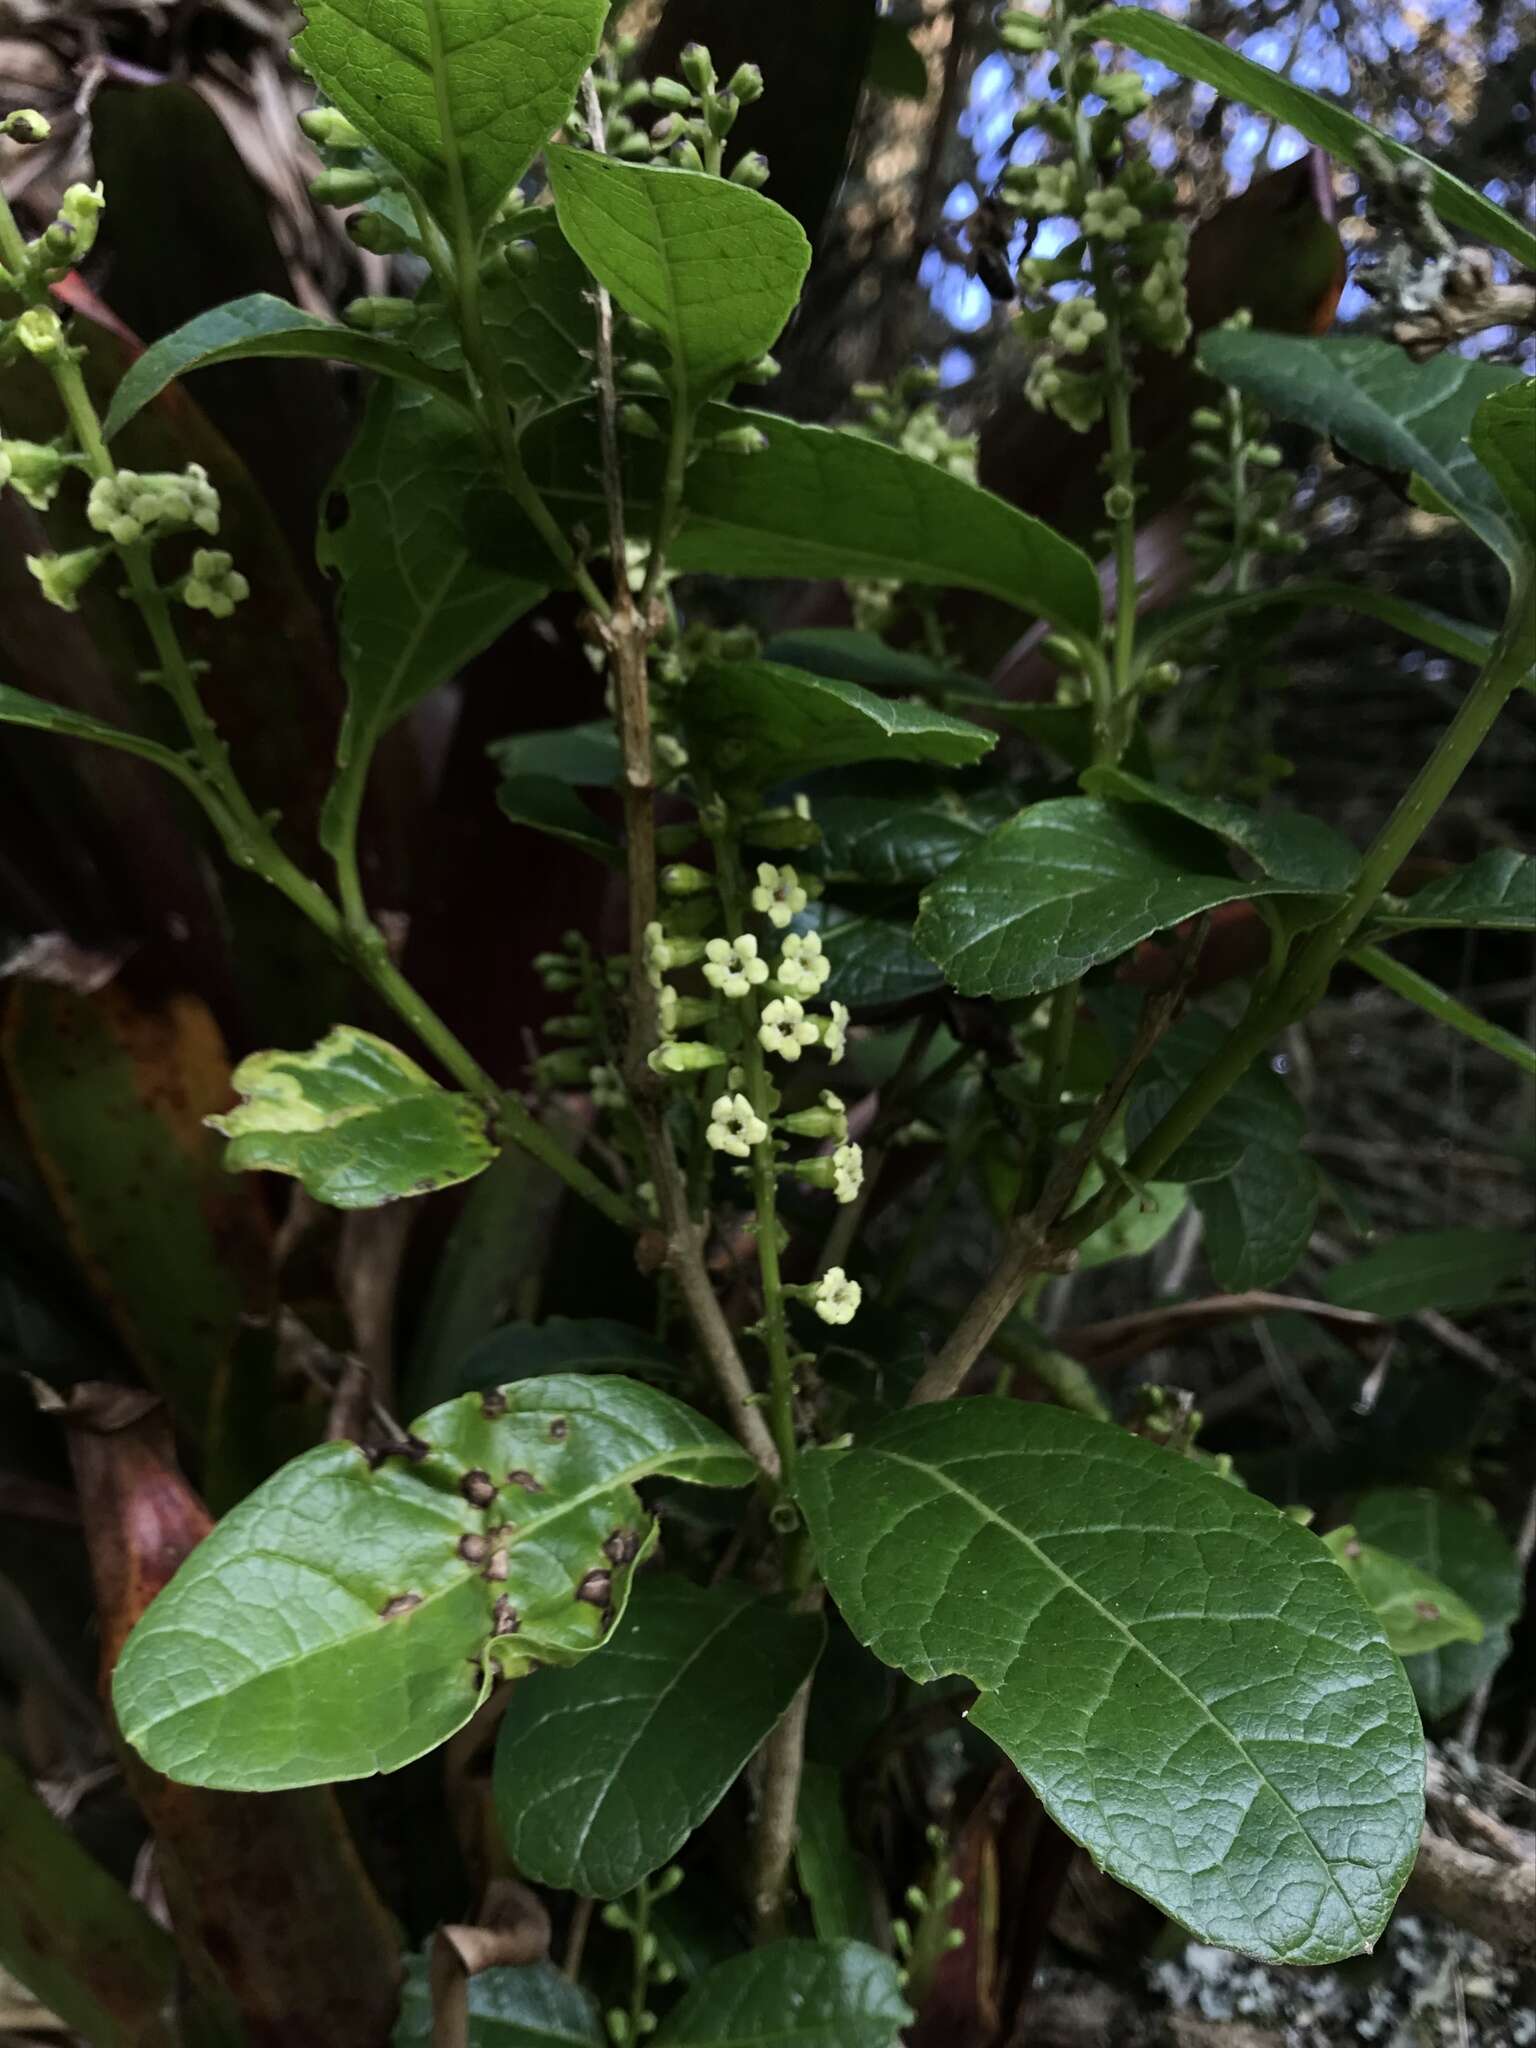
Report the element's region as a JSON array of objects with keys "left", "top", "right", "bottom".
[
  {"left": 113, "top": 1376, "right": 757, "bottom": 1790},
  {"left": 1352, "top": 1489, "right": 1523, "bottom": 1721},
  {"left": 494, "top": 1576, "right": 824, "bottom": 1897},
  {"left": 1322, "top": 1227, "right": 1531, "bottom": 1319},
  {"left": 1470, "top": 378, "right": 1536, "bottom": 549},
  {"left": 795, "top": 1762, "right": 875, "bottom": 1945},
  {"left": 683, "top": 661, "right": 995, "bottom": 792},
  {"left": 488, "top": 721, "right": 620, "bottom": 785},
  {"left": 813, "top": 903, "right": 945, "bottom": 1011},
  {"left": 295, "top": 0, "right": 607, "bottom": 238},
  {"left": 1321, "top": 1526, "right": 1482, "bottom": 1657},
  {"left": 1136, "top": 580, "right": 1496, "bottom": 672},
  {"left": 208, "top": 1025, "right": 497, "bottom": 1209},
  {"left": 519, "top": 404, "right": 1102, "bottom": 636},
  {"left": 798, "top": 1400, "right": 1423, "bottom": 1964},
  {"left": 393, "top": 1950, "right": 602, "bottom": 2047},
  {"left": 763, "top": 628, "right": 984, "bottom": 695},
  {"left": 1375, "top": 849, "right": 1536, "bottom": 934},
  {"left": 546, "top": 149, "right": 810, "bottom": 400},
  {"left": 915, "top": 797, "right": 1315, "bottom": 999},
  {"left": 101, "top": 294, "right": 468, "bottom": 439},
  {"left": 454, "top": 1318, "right": 679, "bottom": 1398},
  {"left": 495, "top": 774, "right": 622, "bottom": 865},
  {"left": 1081, "top": 767, "right": 1359, "bottom": 895},
  {"left": 816, "top": 776, "right": 1015, "bottom": 888},
  {"left": 655, "top": 1939, "right": 910, "bottom": 2048},
  {"left": 1085, "top": 8, "right": 1536, "bottom": 270},
  {"left": 318, "top": 384, "right": 548, "bottom": 854},
  {"left": 0, "top": 683, "right": 204, "bottom": 789},
  {"left": 1200, "top": 332, "right": 1527, "bottom": 576},
  {"left": 1195, "top": 1151, "right": 1319, "bottom": 1293}
]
